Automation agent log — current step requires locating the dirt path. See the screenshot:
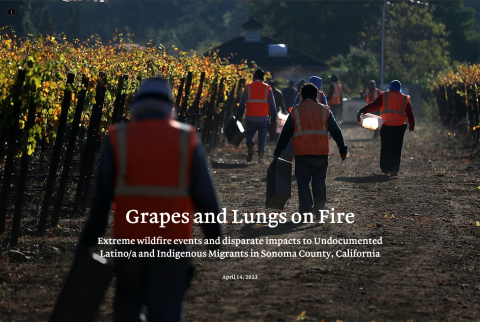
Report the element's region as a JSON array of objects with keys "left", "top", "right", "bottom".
[
  {"left": 185, "top": 123, "right": 480, "bottom": 321},
  {"left": 0, "top": 122, "right": 479, "bottom": 321}
]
